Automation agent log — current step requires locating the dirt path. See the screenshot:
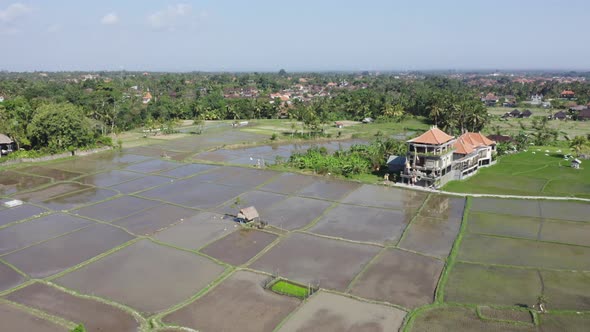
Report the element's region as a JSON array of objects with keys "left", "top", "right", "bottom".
[{"left": 389, "top": 183, "right": 590, "bottom": 202}]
